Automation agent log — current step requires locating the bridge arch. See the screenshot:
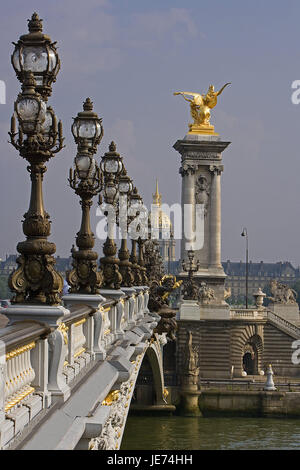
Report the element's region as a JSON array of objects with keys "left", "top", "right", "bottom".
[
  {"left": 134, "top": 338, "right": 166, "bottom": 406},
  {"left": 231, "top": 324, "right": 264, "bottom": 377}
]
